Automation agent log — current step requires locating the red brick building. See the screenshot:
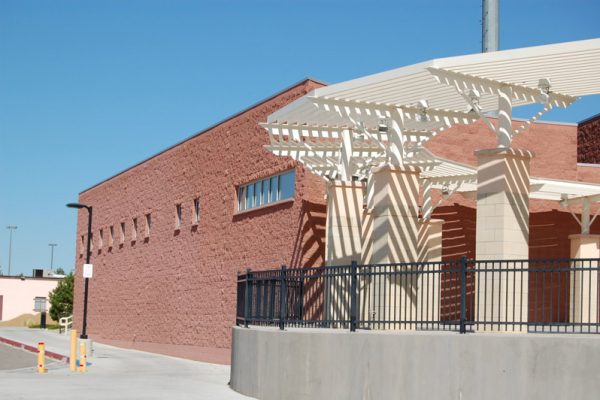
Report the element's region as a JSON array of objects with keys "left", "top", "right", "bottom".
[
  {"left": 72, "top": 79, "right": 600, "bottom": 364},
  {"left": 72, "top": 79, "right": 327, "bottom": 363}
]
